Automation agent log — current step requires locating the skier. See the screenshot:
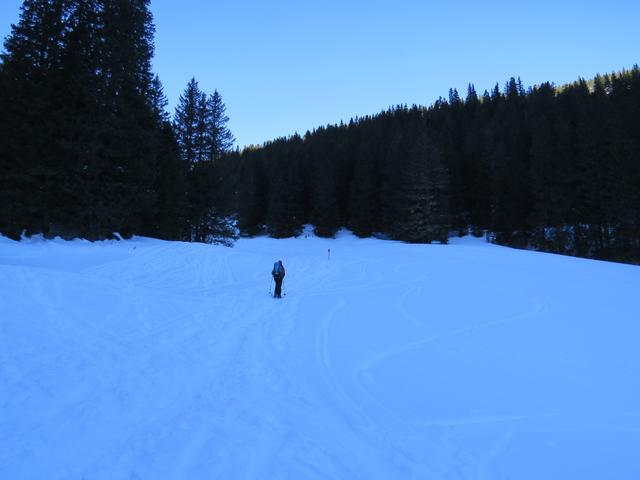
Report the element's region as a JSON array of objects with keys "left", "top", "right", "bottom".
[{"left": 272, "top": 260, "right": 285, "bottom": 298}]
